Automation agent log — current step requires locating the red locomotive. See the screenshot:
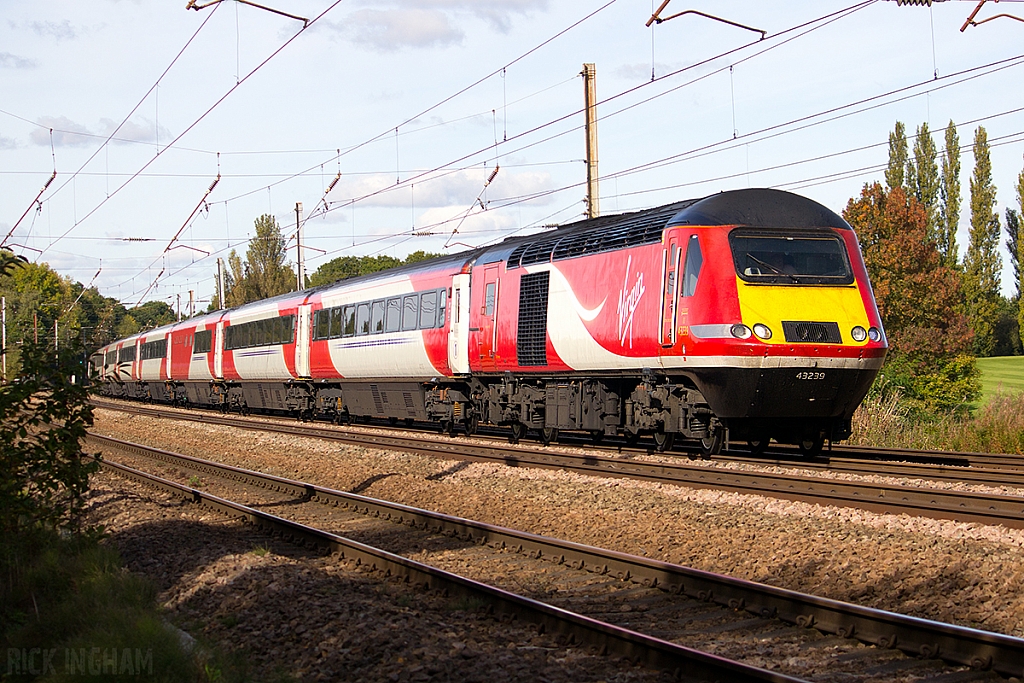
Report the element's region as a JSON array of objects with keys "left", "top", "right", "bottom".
[{"left": 92, "top": 188, "right": 887, "bottom": 455}]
